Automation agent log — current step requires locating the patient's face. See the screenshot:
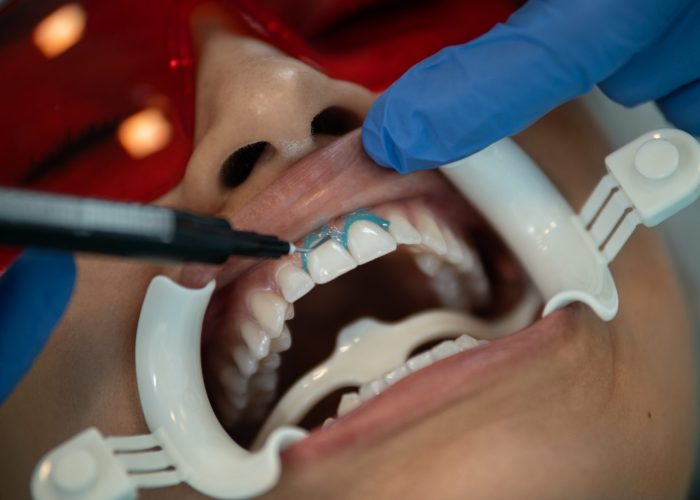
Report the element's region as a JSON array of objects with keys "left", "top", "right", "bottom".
[{"left": 0, "top": 6, "right": 697, "bottom": 500}]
